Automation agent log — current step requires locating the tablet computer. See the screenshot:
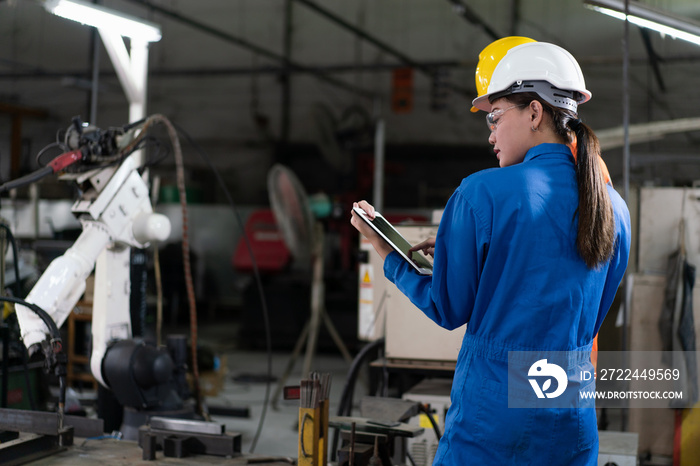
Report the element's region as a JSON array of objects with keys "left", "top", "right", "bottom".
[{"left": 353, "top": 206, "right": 433, "bottom": 276}]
